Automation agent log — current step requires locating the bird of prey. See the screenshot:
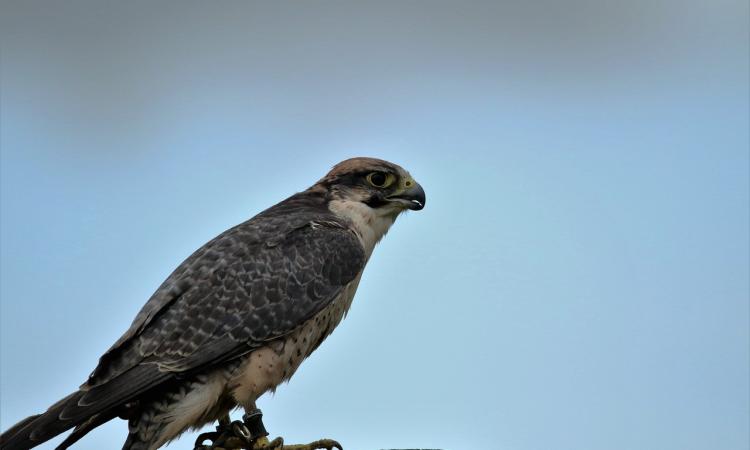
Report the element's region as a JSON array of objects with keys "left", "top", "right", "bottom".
[{"left": 1, "top": 157, "right": 425, "bottom": 450}]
